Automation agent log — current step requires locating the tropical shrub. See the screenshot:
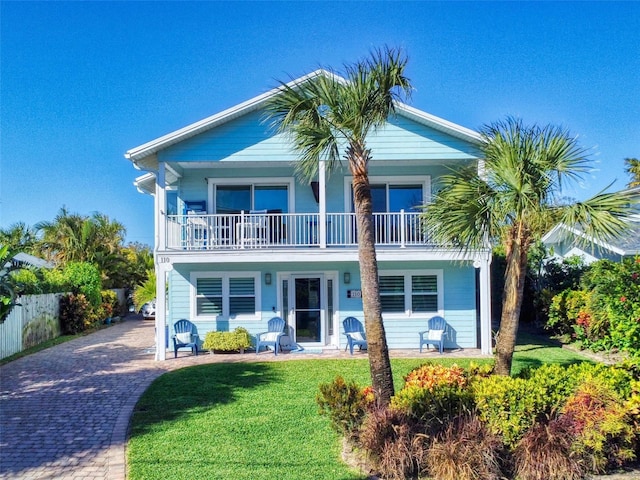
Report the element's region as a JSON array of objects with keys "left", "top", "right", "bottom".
[
  {"left": 563, "top": 380, "right": 636, "bottom": 473},
  {"left": 391, "top": 363, "right": 474, "bottom": 428},
  {"left": 358, "top": 406, "right": 427, "bottom": 480},
  {"left": 547, "top": 257, "right": 640, "bottom": 355},
  {"left": 513, "top": 414, "right": 584, "bottom": 480},
  {"left": 316, "top": 376, "right": 367, "bottom": 438},
  {"left": 63, "top": 262, "right": 102, "bottom": 307},
  {"left": 426, "top": 413, "right": 507, "bottom": 480},
  {"left": 202, "top": 328, "right": 252, "bottom": 353},
  {"left": 59, "top": 293, "right": 91, "bottom": 334},
  {"left": 100, "top": 289, "right": 119, "bottom": 318}
]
